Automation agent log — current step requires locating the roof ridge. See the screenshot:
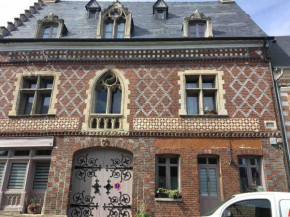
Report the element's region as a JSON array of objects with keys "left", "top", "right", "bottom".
[{"left": 0, "top": 0, "right": 45, "bottom": 38}]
